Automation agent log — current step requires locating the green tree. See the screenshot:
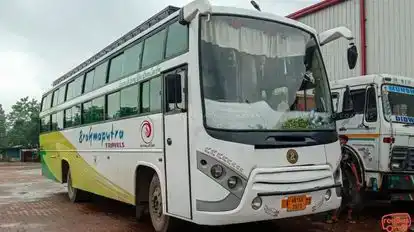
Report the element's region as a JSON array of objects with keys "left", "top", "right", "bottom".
[
  {"left": 0, "top": 104, "right": 6, "bottom": 149},
  {"left": 6, "top": 97, "right": 40, "bottom": 148}
]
